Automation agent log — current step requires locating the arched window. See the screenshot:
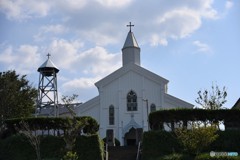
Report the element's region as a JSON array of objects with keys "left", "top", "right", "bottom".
[
  {"left": 109, "top": 105, "right": 114, "bottom": 125},
  {"left": 150, "top": 103, "right": 156, "bottom": 113},
  {"left": 127, "top": 90, "right": 137, "bottom": 111}
]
